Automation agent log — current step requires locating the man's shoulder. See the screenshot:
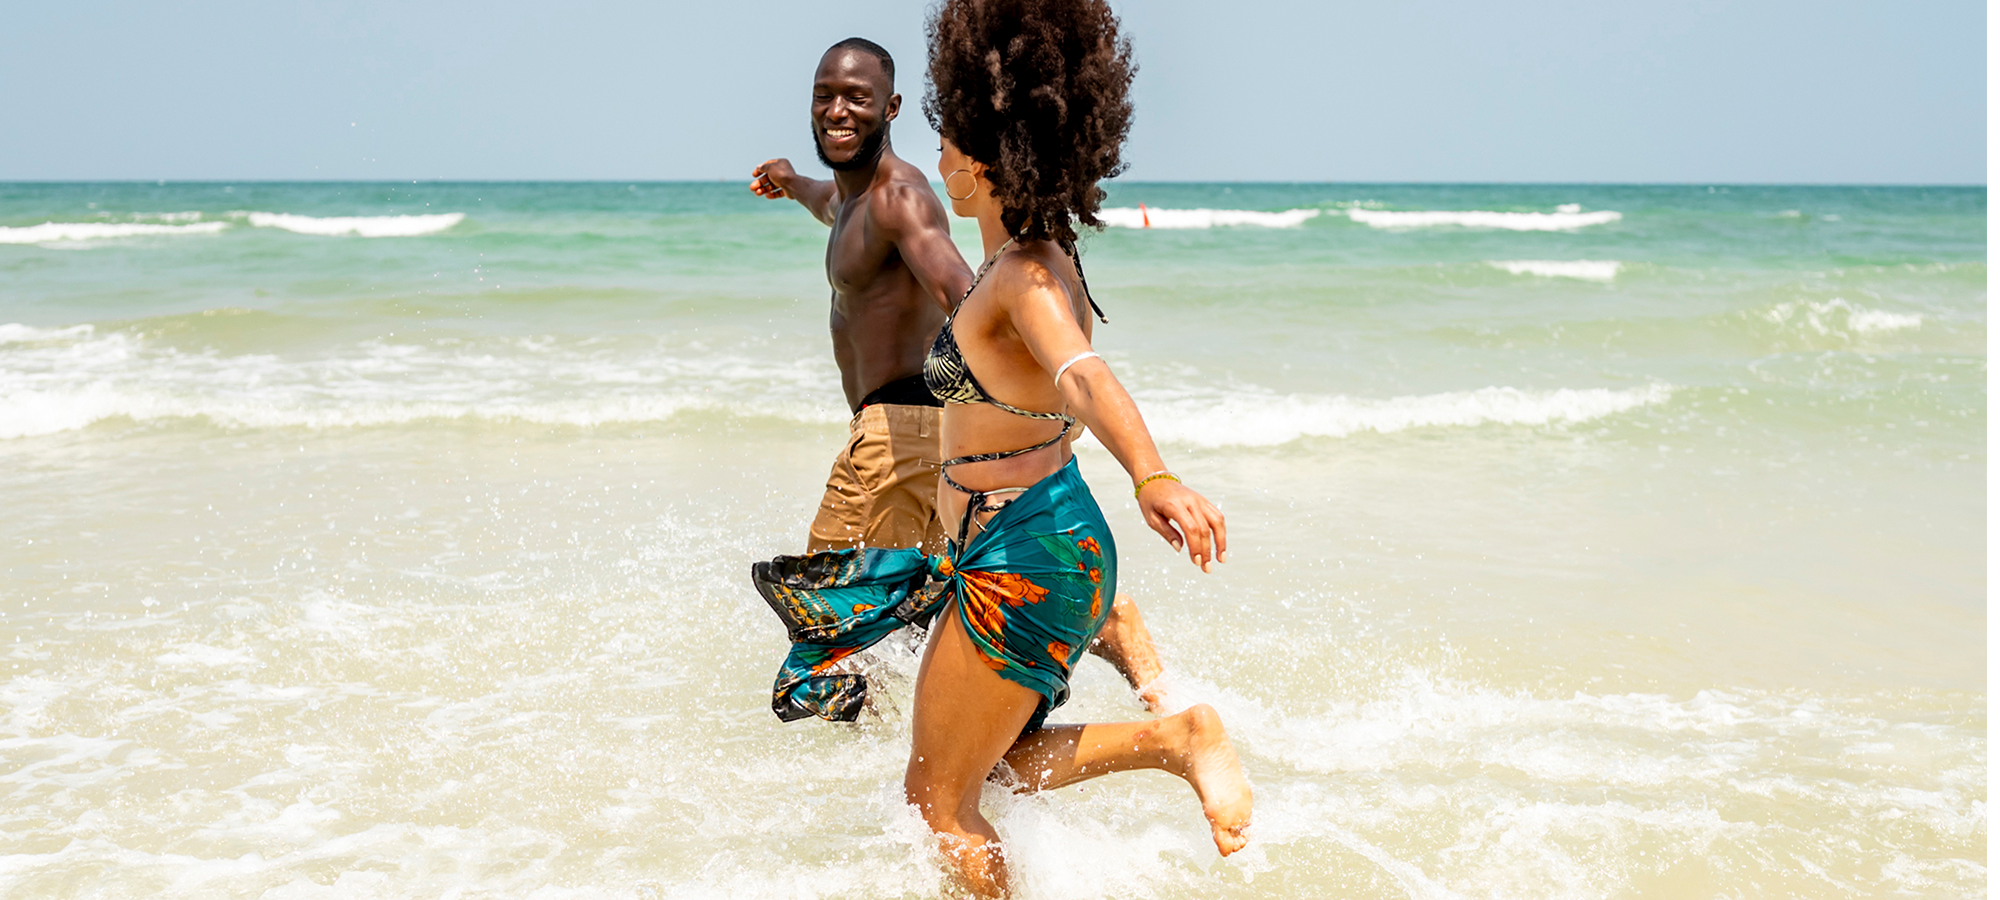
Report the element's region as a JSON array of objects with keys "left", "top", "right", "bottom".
[{"left": 864, "top": 164, "right": 948, "bottom": 234}]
